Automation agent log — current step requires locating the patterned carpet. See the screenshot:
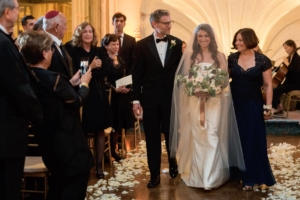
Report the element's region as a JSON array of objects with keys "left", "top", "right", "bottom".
[{"left": 266, "top": 110, "right": 300, "bottom": 135}]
